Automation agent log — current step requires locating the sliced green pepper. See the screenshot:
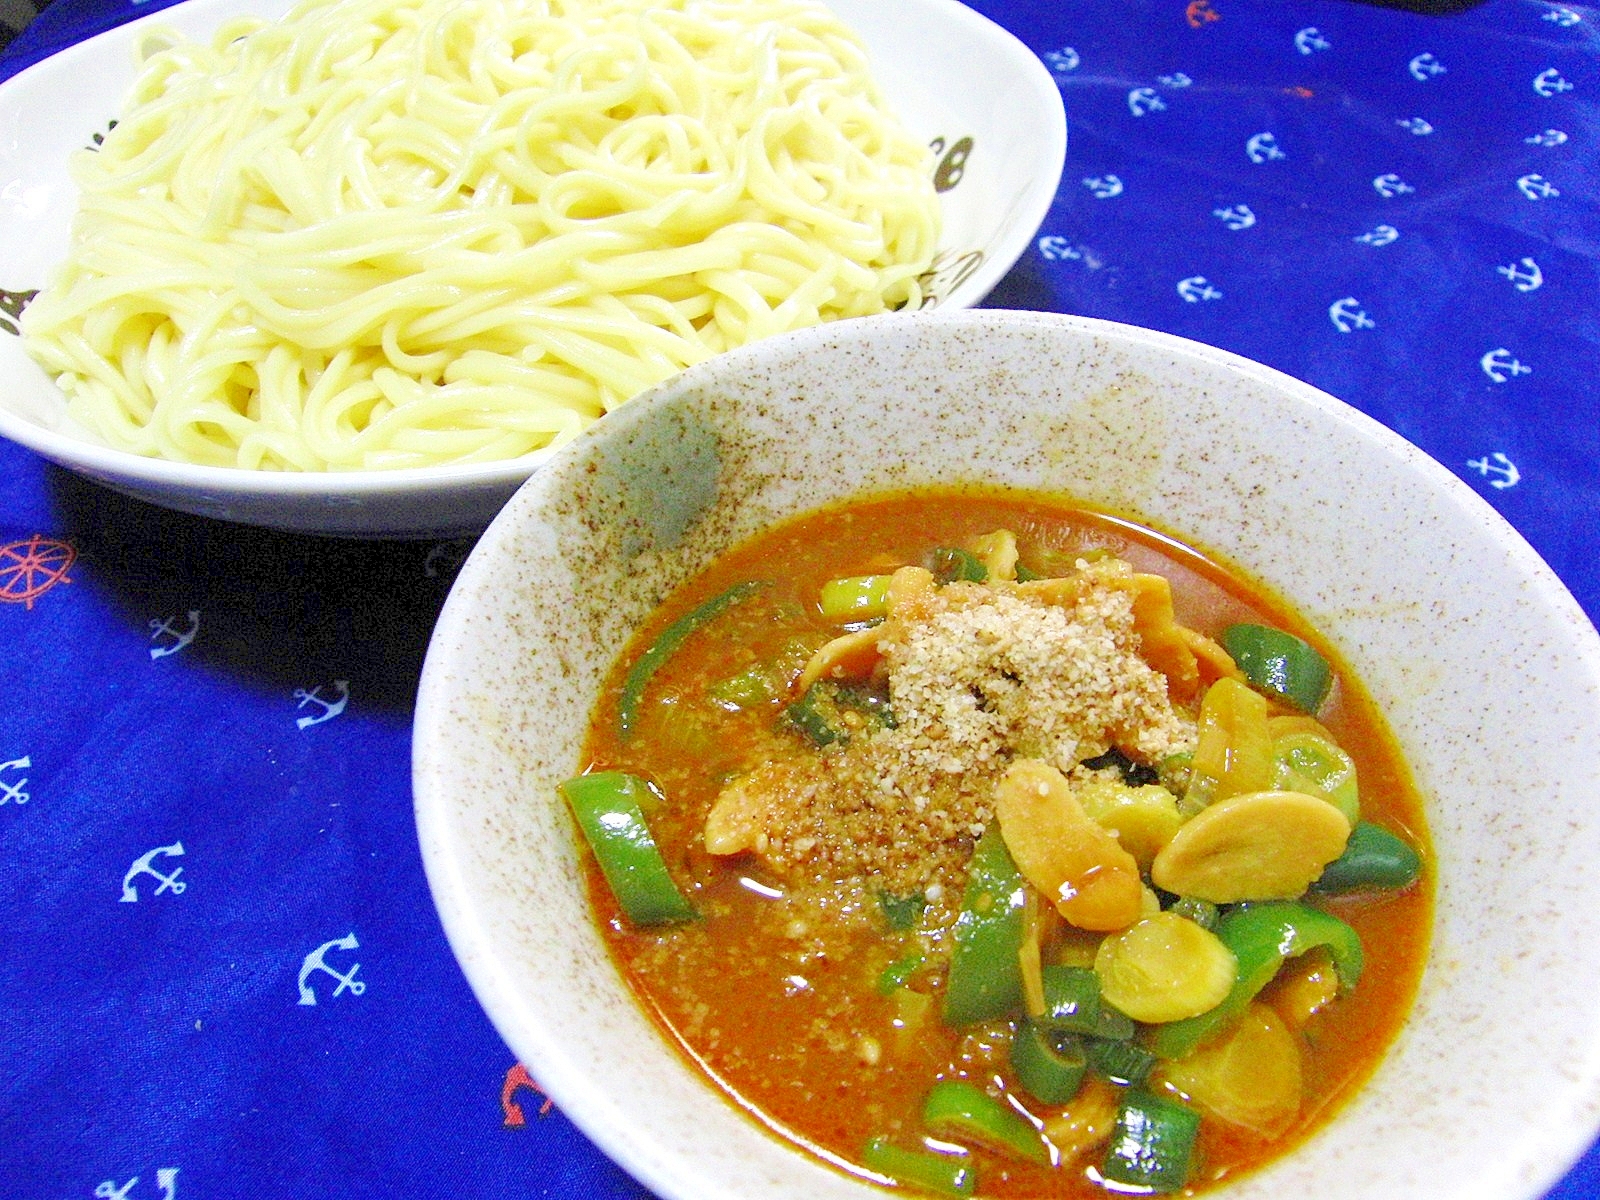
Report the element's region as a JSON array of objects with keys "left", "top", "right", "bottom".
[
  {"left": 819, "top": 574, "right": 893, "bottom": 622},
  {"left": 1010, "top": 1022, "right": 1088, "bottom": 1104},
  {"left": 1100, "top": 1090, "right": 1200, "bottom": 1193},
  {"left": 1221, "top": 623, "right": 1333, "bottom": 715},
  {"left": 783, "top": 680, "right": 894, "bottom": 747},
  {"left": 558, "top": 771, "right": 695, "bottom": 925},
  {"left": 1034, "top": 965, "right": 1106, "bottom": 1037},
  {"left": 931, "top": 546, "right": 988, "bottom": 584},
  {"left": 862, "top": 1136, "right": 975, "bottom": 1196},
  {"left": 922, "top": 1080, "right": 1050, "bottom": 1165},
  {"left": 878, "top": 953, "right": 925, "bottom": 996},
  {"left": 1312, "top": 821, "right": 1422, "bottom": 893},
  {"left": 943, "top": 826, "right": 1027, "bottom": 1026},
  {"left": 1151, "top": 900, "right": 1362, "bottom": 1059},
  {"left": 619, "top": 580, "right": 765, "bottom": 739},
  {"left": 1086, "top": 1036, "right": 1156, "bottom": 1086}
]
